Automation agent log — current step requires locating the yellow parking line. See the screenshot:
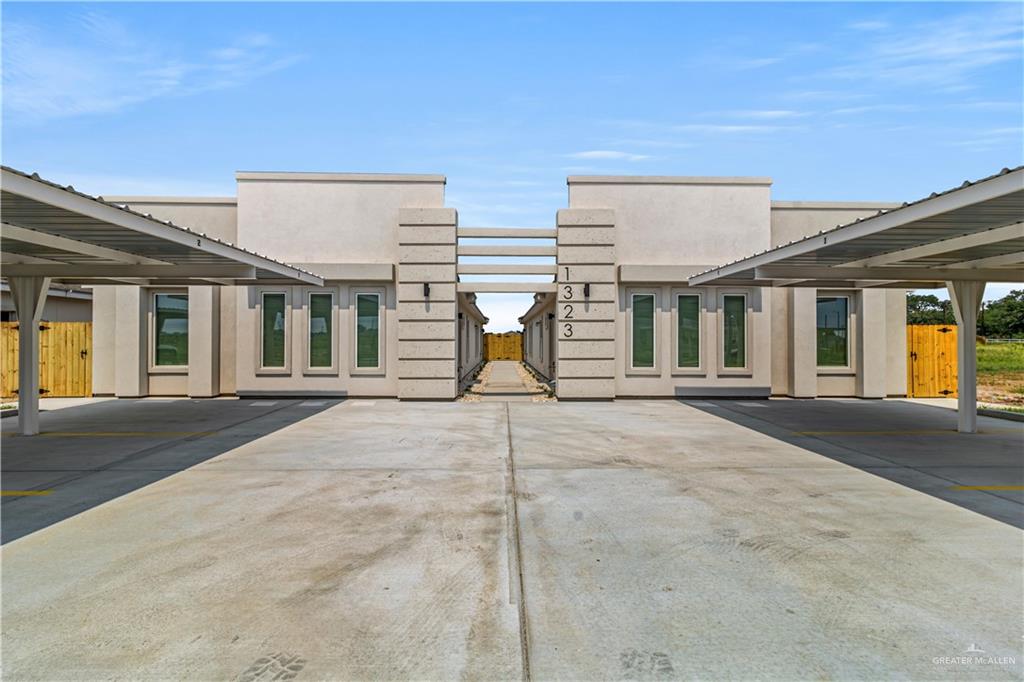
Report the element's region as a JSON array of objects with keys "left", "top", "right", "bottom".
[
  {"left": 1, "top": 490, "right": 53, "bottom": 496},
  {"left": 951, "top": 485, "right": 1024, "bottom": 491},
  {"left": 2, "top": 431, "right": 216, "bottom": 438}
]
